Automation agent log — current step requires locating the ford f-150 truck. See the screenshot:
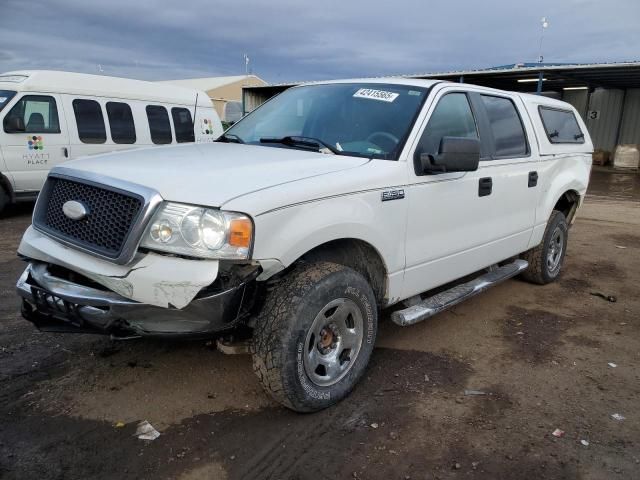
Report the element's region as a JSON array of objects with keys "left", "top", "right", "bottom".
[{"left": 15, "top": 78, "right": 593, "bottom": 411}]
